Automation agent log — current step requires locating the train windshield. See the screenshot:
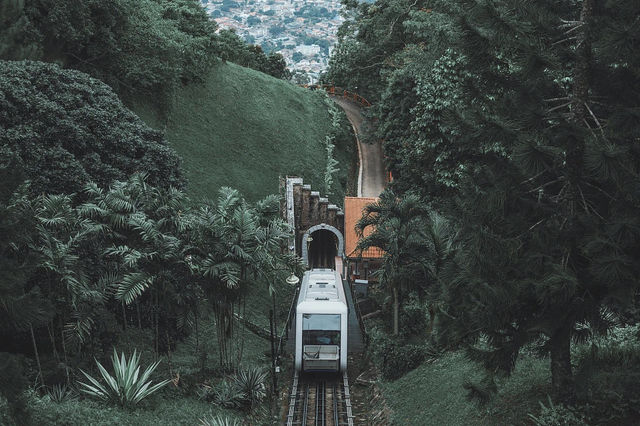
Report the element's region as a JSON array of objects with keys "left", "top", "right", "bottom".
[{"left": 302, "top": 314, "right": 341, "bottom": 346}]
